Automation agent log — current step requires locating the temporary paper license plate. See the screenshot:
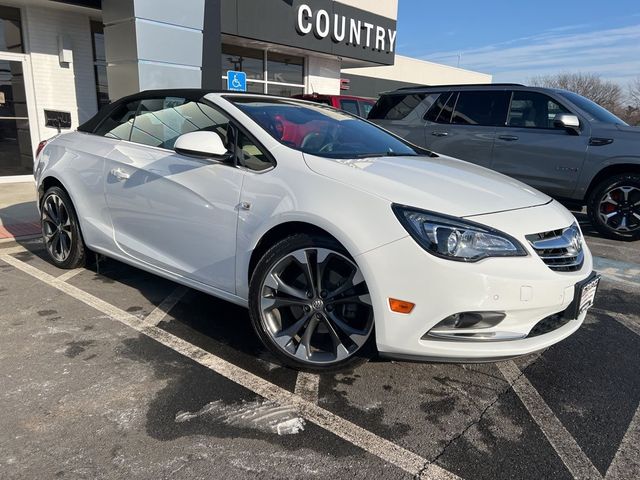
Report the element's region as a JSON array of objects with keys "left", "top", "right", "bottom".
[{"left": 577, "top": 275, "right": 600, "bottom": 315}]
